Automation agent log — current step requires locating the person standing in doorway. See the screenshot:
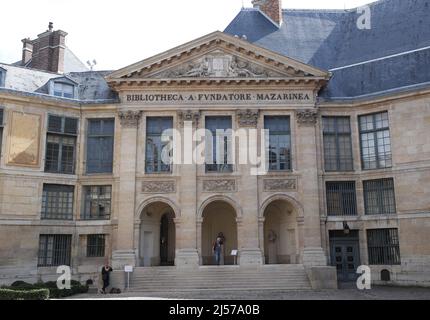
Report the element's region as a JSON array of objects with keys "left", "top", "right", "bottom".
[
  {"left": 213, "top": 232, "right": 225, "bottom": 266},
  {"left": 101, "top": 262, "right": 113, "bottom": 294}
]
